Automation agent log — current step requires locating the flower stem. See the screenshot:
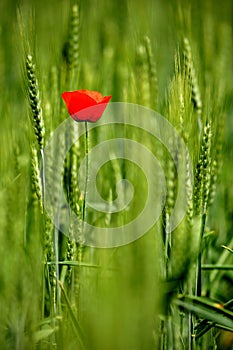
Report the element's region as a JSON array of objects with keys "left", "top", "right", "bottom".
[{"left": 82, "top": 121, "right": 89, "bottom": 233}]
